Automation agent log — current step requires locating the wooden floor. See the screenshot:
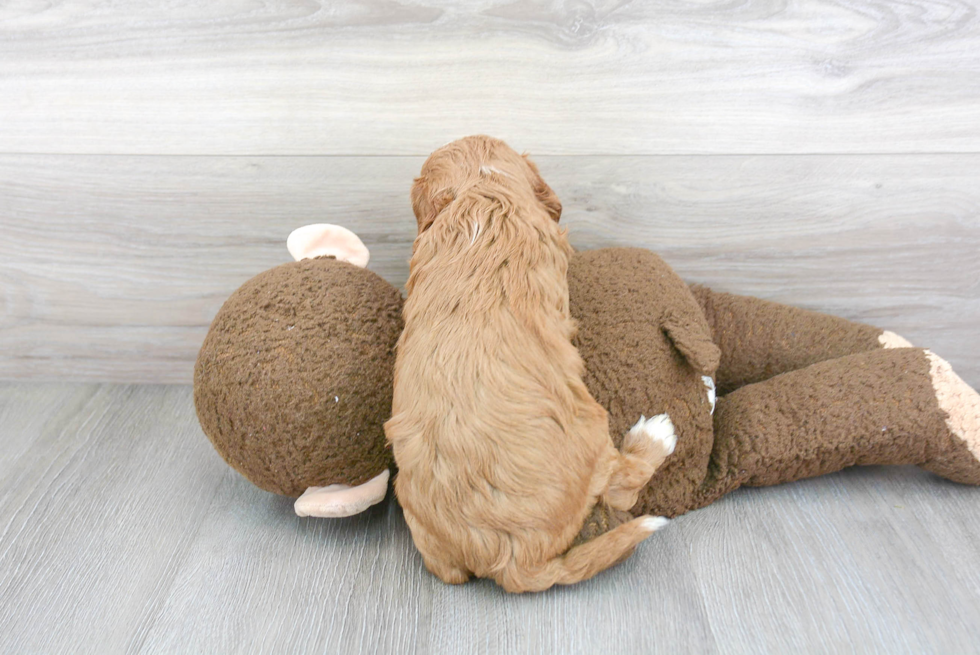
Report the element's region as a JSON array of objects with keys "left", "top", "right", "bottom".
[
  {"left": 1, "top": 382, "right": 979, "bottom": 653},
  {"left": 2, "top": 1, "right": 980, "bottom": 652}
]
